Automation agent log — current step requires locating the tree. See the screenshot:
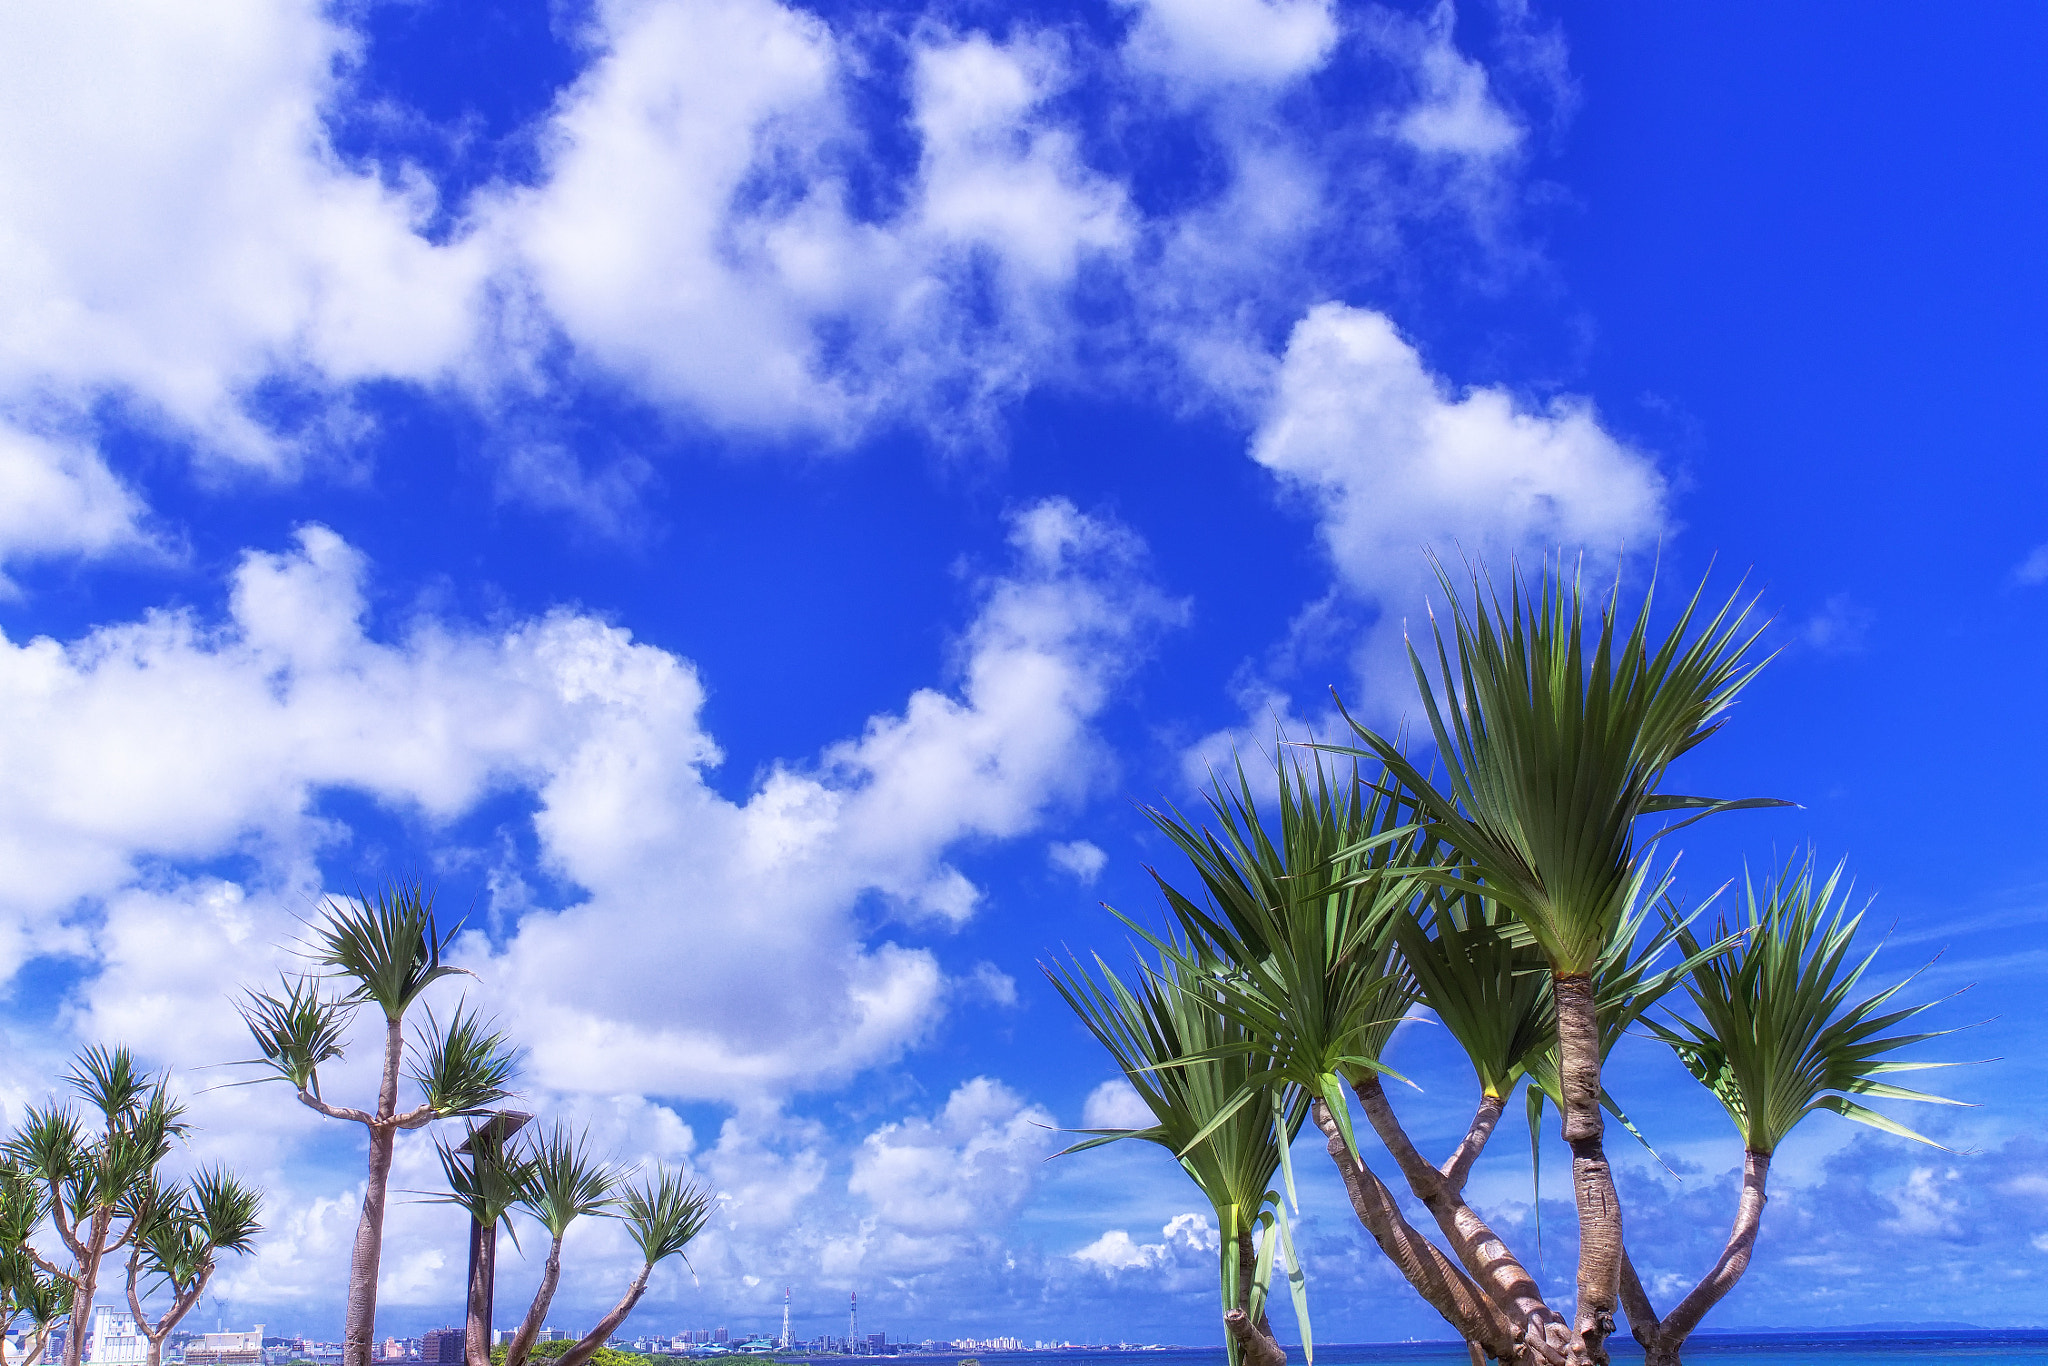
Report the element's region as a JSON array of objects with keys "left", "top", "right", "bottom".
[
  {"left": 1620, "top": 855, "right": 1963, "bottom": 1365},
  {"left": 499, "top": 1127, "right": 622, "bottom": 1366},
  {"left": 4, "top": 1047, "right": 186, "bottom": 1366},
  {"left": 1047, "top": 938, "right": 1312, "bottom": 1366},
  {"left": 552, "top": 1169, "right": 715, "bottom": 1366},
  {"left": 236, "top": 882, "right": 519, "bottom": 1366},
  {"left": 1332, "top": 560, "right": 1783, "bottom": 1365},
  {"left": 0, "top": 1246, "right": 67, "bottom": 1366},
  {"left": 123, "top": 1168, "right": 265, "bottom": 1366},
  {"left": 431, "top": 1123, "right": 539, "bottom": 1366}
]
